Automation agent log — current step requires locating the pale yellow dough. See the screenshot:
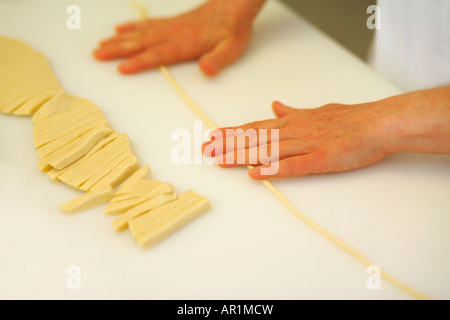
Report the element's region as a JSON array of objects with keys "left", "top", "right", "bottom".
[
  {"left": 56, "top": 133, "right": 131, "bottom": 187},
  {"left": 46, "top": 132, "right": 120, "bottom": 180},
  {"left": 0, "top": 36, "right": 63, "bottom": 115},
  {"left": 112, "top": 192, "right": 177, "bottom": 231},
  {"left": 129, "top": 190, "right": 198, "bottom": 238},
  {"left": 31, "top": 90, "right": 142, "bottom": 210},
  {"left": 2, "top": 35, "right": 212, "bottom": 254},
  {"left": 38, "top": 126, "right": 114, "bottom": 170},
  {"left": 104, "top": 179, "right": 174, "bottom": 215},
  {"left": 59, "top": 186, "right": 114, "bottom": 214},
  {"left": 118, "top": 165, "right": 151, "bottom": 190},
  {"left": 129, "top": 192, "right": 211, "bottom": 248},
  {"left": 34, "top": 94, "right": 141, "bottom": 191},
  {"left": 91, "top": 154, "right": 140, "bottom": 191},
  {"left": 36, "top": 118, "right": 109, "bottom": 158},
  {"left": 105, "top": 196, "right": 148, "bottom": 216},
  {"left": 116, "top": 179, "right": 174, "bottom": 197}
]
